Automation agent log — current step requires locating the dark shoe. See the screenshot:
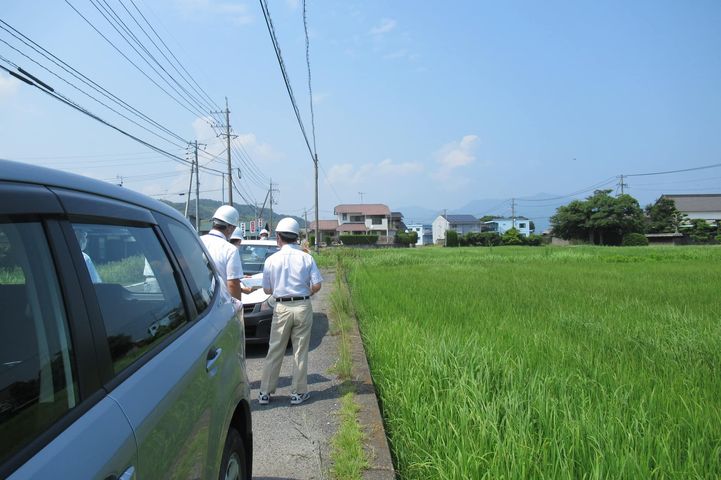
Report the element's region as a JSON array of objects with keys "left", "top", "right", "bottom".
[{"left": 290, "top": 392, "right": 310, "bottom": 405}]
